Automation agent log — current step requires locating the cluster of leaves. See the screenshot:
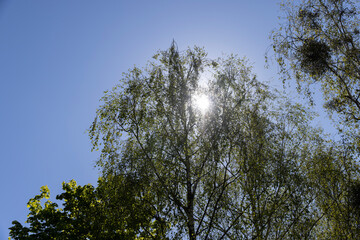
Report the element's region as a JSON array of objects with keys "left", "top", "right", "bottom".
[
  {"left": 9, "top": 177, "right": 168, "bottom": 240},
  {"left": 297, "top": 39, "right": 331, "bottom": 76}
]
